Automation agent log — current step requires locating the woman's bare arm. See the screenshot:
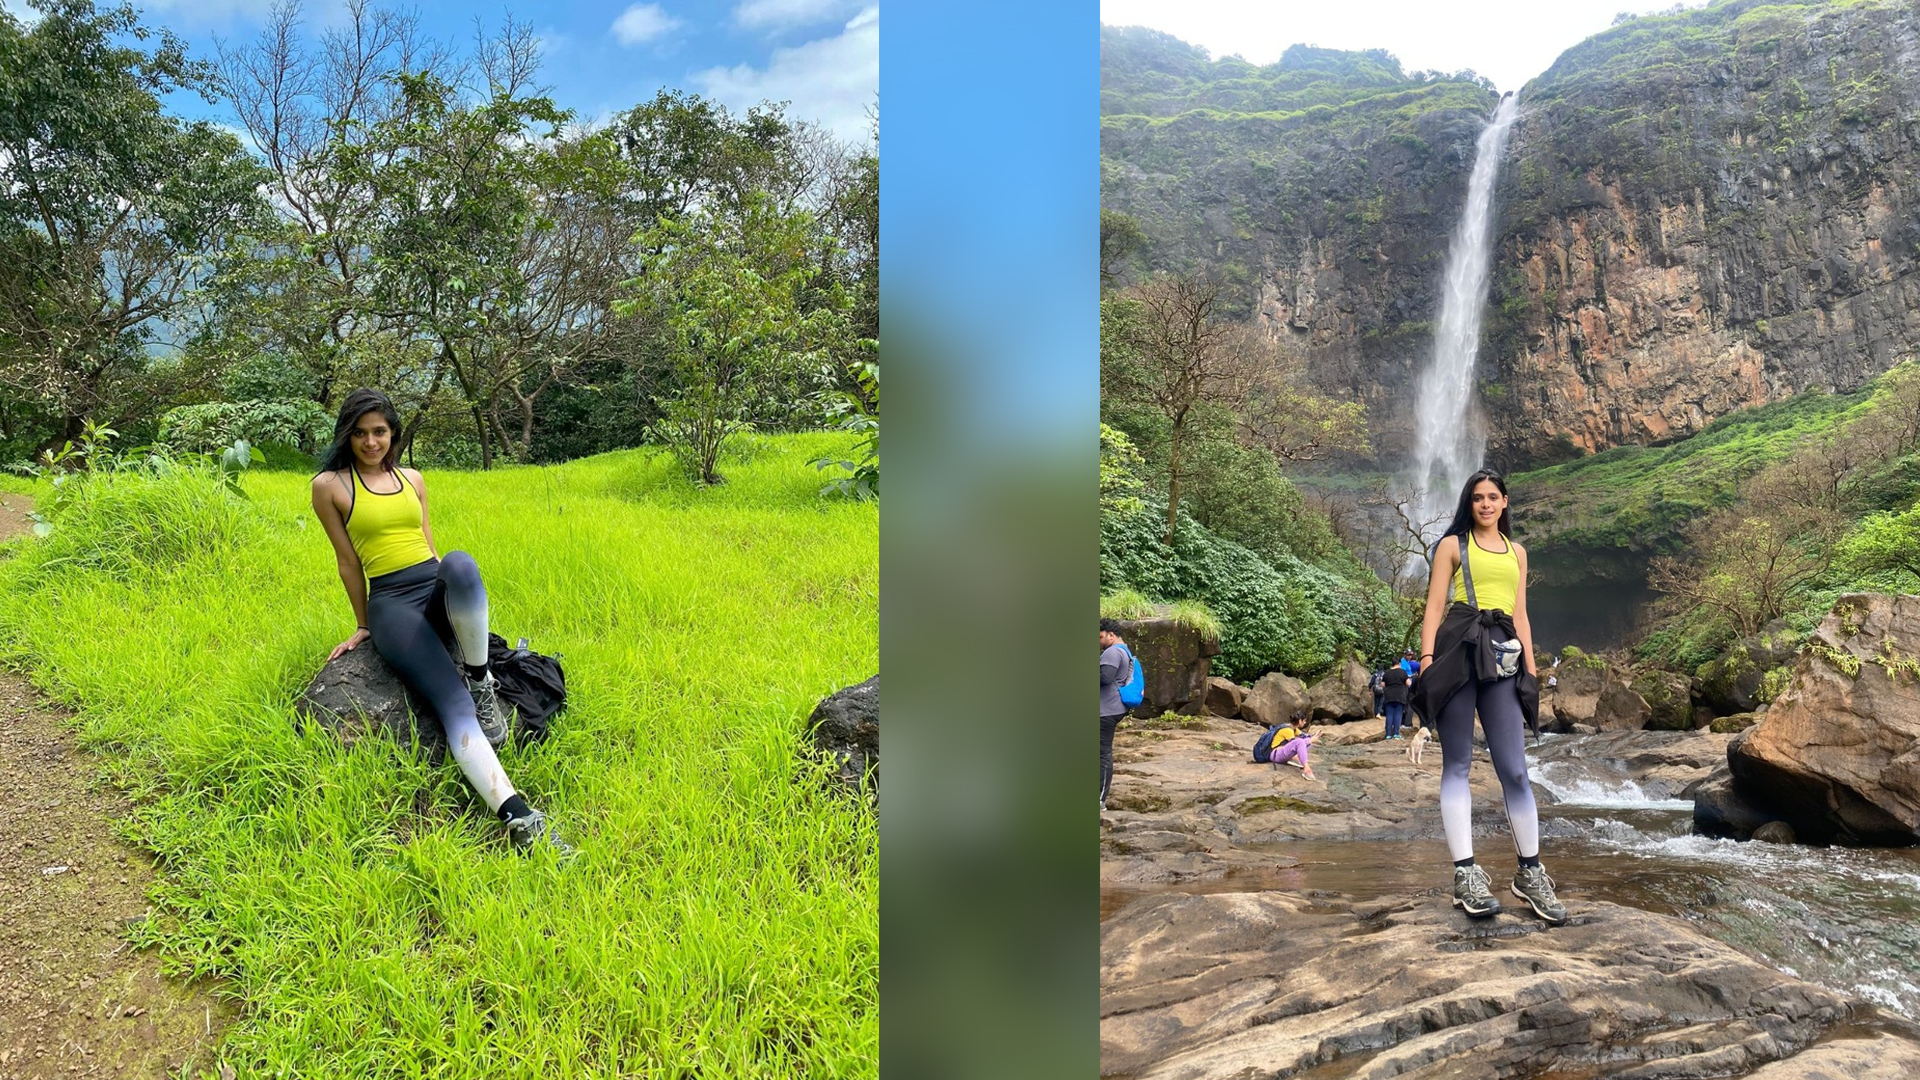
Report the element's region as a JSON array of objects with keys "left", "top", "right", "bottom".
[
  {"left": 406, "top": 468, "right": 439, "bottom": 559},
  {"left": 311, "top": 473, "right": 371, "bottom": 659}
]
